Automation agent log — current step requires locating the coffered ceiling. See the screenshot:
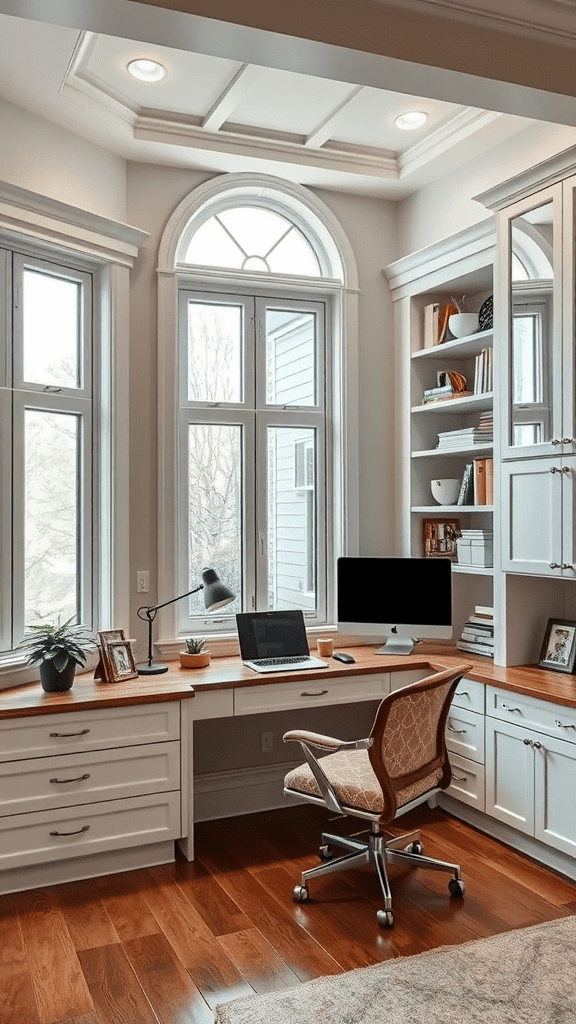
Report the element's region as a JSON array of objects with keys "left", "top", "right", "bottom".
[{"left": 0, "top": 11, "right": 542, "bottom": 197}]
